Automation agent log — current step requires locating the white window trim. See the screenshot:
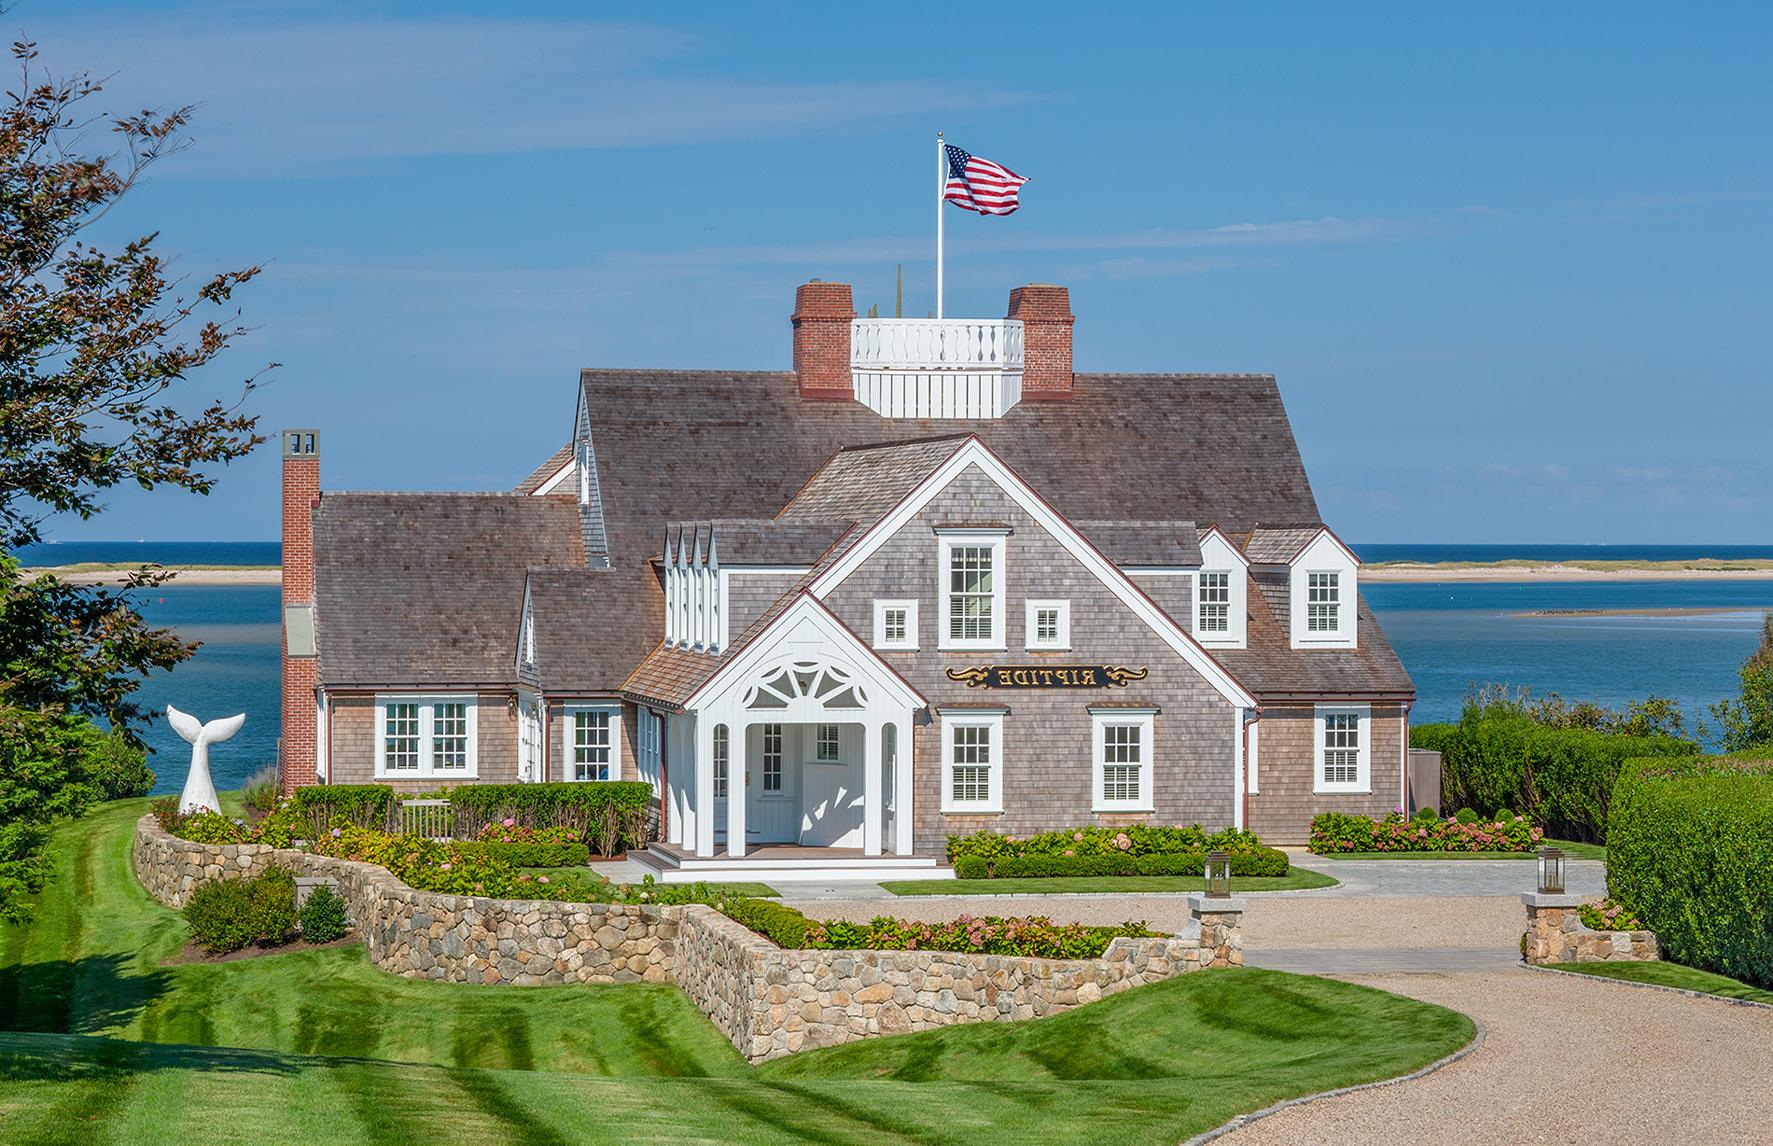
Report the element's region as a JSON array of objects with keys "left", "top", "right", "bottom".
[
  {"left": 940, "top": 709, "right": 1005, "bottom": 813},
  {"left": 1091, "top": 708, "right": 1156, "bottom": 812},
  {"left": 814, "top": 722, "right": 841, "bottom": 763},
  {"left": 937, "top": 530, "right": 1008, "bottom": 652},
  {"left": 872, "top": 598, "right": 919, "bottom": 650},
  {"left": 562, "top": 703, "right": 623, "bottom": 783},
  {"left": 1305, "top": 570, "right": 1343, "bottom": 635},
  {"left": 1314, "top": 704, "right": 1371, "bottom": 794},
  {"left": 1024, "top": 598, "right": 1071, "bottom": 651},
  {"left": 1195, "top": 571, "right": 1232, "bottom": 637},
  {"left": 374, "top": 694, "right": 479, "bottom": 780}
]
